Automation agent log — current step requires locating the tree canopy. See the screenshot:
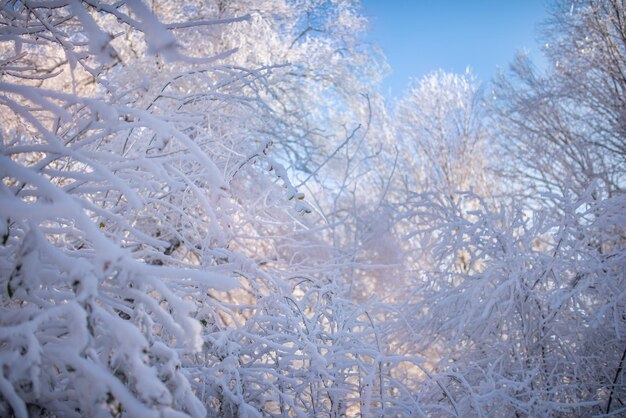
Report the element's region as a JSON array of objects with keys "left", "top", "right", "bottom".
[{"left": 1, "top": 0, "right": 624, "bottom": 416}]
